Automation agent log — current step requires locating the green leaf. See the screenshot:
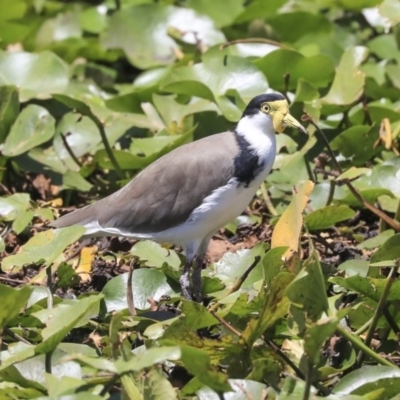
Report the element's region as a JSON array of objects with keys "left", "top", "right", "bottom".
[
  {"left": 34, "top": 294, "right": 103, "bottom": 354},
  {"left": 338, "top": 259, "right": 369, "bottom": 277},
  {"left": 336, "top": 167, "right": 371, "bottom": 181},
  {"left": 293, "top": 79, "right": 320, "bottom": 103},
  {"left": 52, "top": 94, "right": 91, "bottom": 115},
  {"left": 266, "top": 12, "right": 332, "bottom": 43},
  {"left": 255, "top": 50, "right": 334, "bottom": 91},
  {"left": 184, "top": 0, "right": 244, "bottom": 28},
  {"left": 142, "top": 369, "right": 178, "bottom": 400},
  {"left": 0, "top": 51, "right": 69, "bottom": 101},
  {"left": 321, "top": 47, "right": 369, "bottom": 105},
  {"left": 331, "top": 125, "right": 379, "bottom": 165},
  {"left": 0, "top": 193, "right": 31, "bottom": 221},
  {"left": 209, "top": 244, "right": 267, "bottom": 290},
  {"left": 333, "top": 366, "right": 400, "bottom": 397},
  {"left": 354, "top": 162, "right": 400, "bottom": 198},
  {"left": 357, "top": 230, "right": 395, "bottom": 250},
  {"left": 94, "top": 149, "right": 149, "bottom": 170},
  {"left": 242, "top": 272, "right": 294, "bottom": 346},
  {"left": 62, "top": 170, "right": 93, "bottom": 192},
  {"left": 3, "top": 105, "right": 55, "bottom": 157},
  {"left": 161, "top": 50, "right": 268, "bottom": 121},
  {"left": 102, "top": 270, "right": 176, "bottom": 311},
  {"left": 337, "top": 188, "right": 394, "bottom": 207},
  {"left": 0, "top": 85, "right": 19, "bottom": 143},
  {"left": 180, "top": 301, "right": 219, "bottom": 330},
  {"left": 56, "top": 263, "right": 80, "bottom": 289},
  {"left": 12, "top": 209, "right": 34, "bottom": 234},
  {"left": 115, "top": 346, "right": 182, "bottom": 374},
  {"left": 1, "top": 226, "right": 86, "bottom": 272},
  {"left": 379, "top": 0, "right": 400, "bottom": 27},
  {"left": 179, "top": 345, "right": 231, "bottom": 392},
  {"left": 368, "top": 34, "right": 399, "bottom": 61},
  {"left": 370, "top": 233, "right": 400, "bottom": 264},
  {"left": 53, "top": 112, "right": 100, "bottom": 171},
  {"left": 131, "top": 240, "right": 181, "bottom": 270},
  {"left": 330, "top": 276, "right": 400, "bottom": 302},
  {"left": 234, "top": 0, "right": 286, "bottom": 23},
  {"left": 304, "top": 205, "right": 356, "bottom": 231},
  {"left": 197, "top": 379, "right": 266, "bottom": 400},
  {"left": 304, "top": 316, "right": 340, "bottom": 364},
  {"left": 262, "top": 246, "right": 287, "bottom": 286},
  {"left": 286, "top": 260, "right": 329, "bottom": 320},
  {"left": 0, "top": 283, "right": 32, "bottom": 330},
  {"left": 101, "top": 4, "right": 225, "bottom": 69}
]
